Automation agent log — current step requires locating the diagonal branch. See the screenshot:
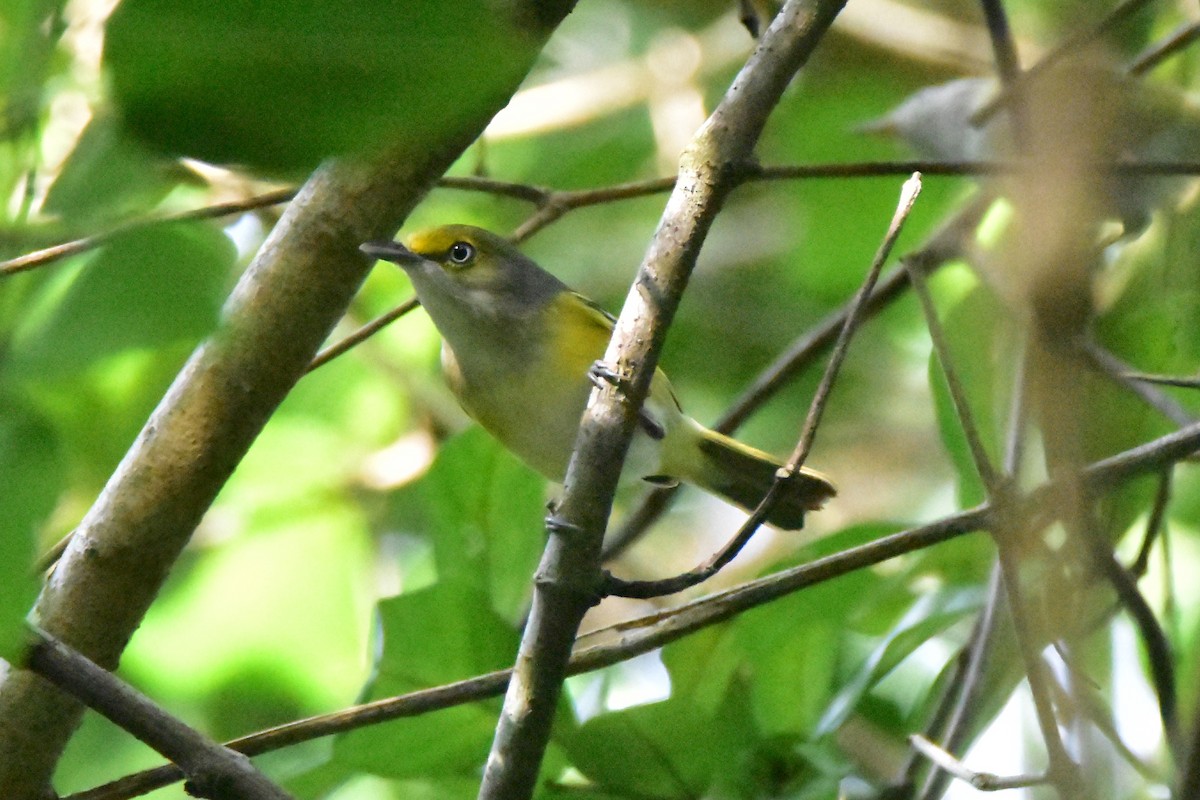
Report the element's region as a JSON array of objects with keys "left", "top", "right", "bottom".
[
  {"left": 476, "top": 2, "right": 849, "bottom": 798},
  {"left": 25, "top": 628, "right": 292, "bottom": 800}
]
